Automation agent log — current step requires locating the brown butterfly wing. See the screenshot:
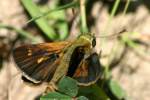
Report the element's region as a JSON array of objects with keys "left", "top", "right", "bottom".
[
  {"left": 72, "top": 53, "right": 103, "bottom": 86},
  {"left": 13, "top": 42, "right": 69, "bottom": 83}
]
